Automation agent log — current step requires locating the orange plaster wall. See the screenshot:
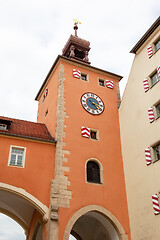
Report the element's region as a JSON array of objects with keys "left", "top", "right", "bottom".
[
  {"left": 37, "top": 63, "right": 59, "bottom": 137},
  {"left": 0, "top": 136, "right": 55, "bottom": 207},
  {"left": 58, "top": 60, "right": 131, "bottom": 239},
  {"left": 28, "top": 209, "right": 47, "bottom": 240}
]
